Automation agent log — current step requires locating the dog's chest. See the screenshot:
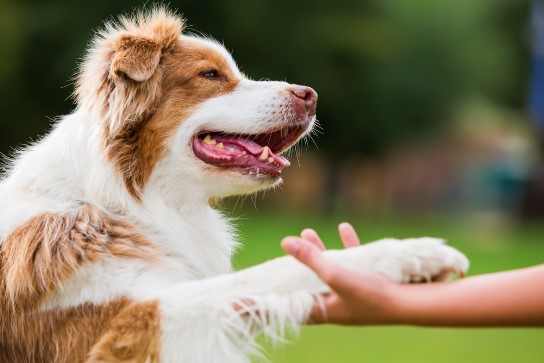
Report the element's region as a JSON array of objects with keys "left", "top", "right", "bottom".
[{"left": 135, "top": 207, "right": 238, "bottom": 279}]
